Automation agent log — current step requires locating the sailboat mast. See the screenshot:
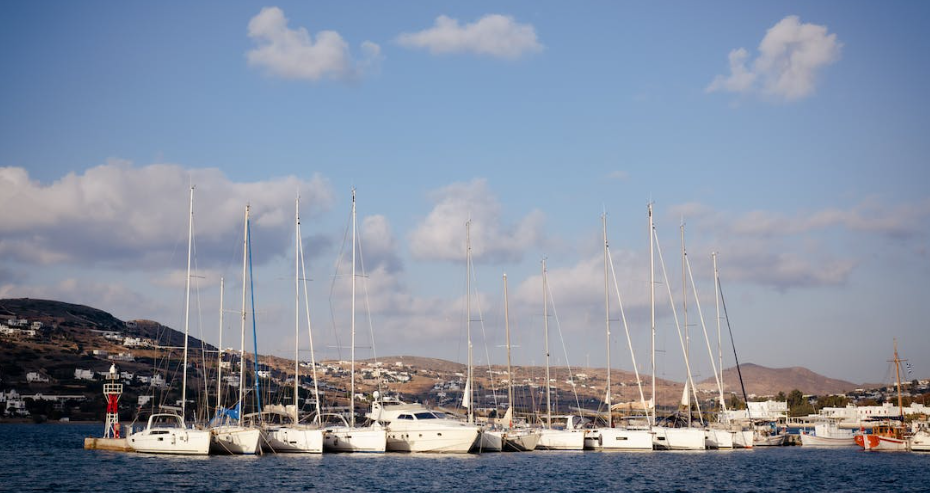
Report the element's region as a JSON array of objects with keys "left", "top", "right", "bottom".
[
  {"left": 504, "top": 273, "right": 513, "bottom": 427},
  {"left": 247, "top": 214, "right": 262, "bottom": 417},
  {"left": 603, "top": 213, "right": 611, "bottom": 425},
  {"left": 297, "top": 207, "right": 322, "bottom": 422},
  {"left": 465, "top": 220, "right": 473, "bottom": 424},
  {"left": 238, "top": 205, "right": 249, "bottom": 426},
  {"left": 894, "top": 339, "right": 904, "bottom": 419},
  {"left": 713, "top": 253, "right": 725, "bottom": 413},
  {"left": 543, "top": 258, "right": 552, "bottom": 429},
  {"left": 181, "top": 186, "right": 194, "bottom": 422},
  {"left": 648, "top": 203, "right": 656, "bottom": 426},
  {"left": 681, "top": 221, "right": 690, "bottom": 424},
  {"left": 350, "top": 189, "right": 357, "bottom": 428},
  {"left": 217, "top": 277, "right": 224, "bottom": 417},
  {"left": 294, "top": 198, "right": 301, "bottom": 424}
]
